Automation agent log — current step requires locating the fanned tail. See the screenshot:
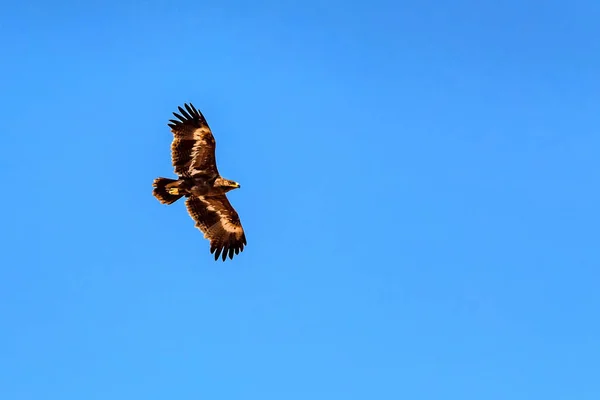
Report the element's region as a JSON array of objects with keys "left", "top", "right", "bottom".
[{"left": 152, "top": 177, "right": 184, "bottom": 205}]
